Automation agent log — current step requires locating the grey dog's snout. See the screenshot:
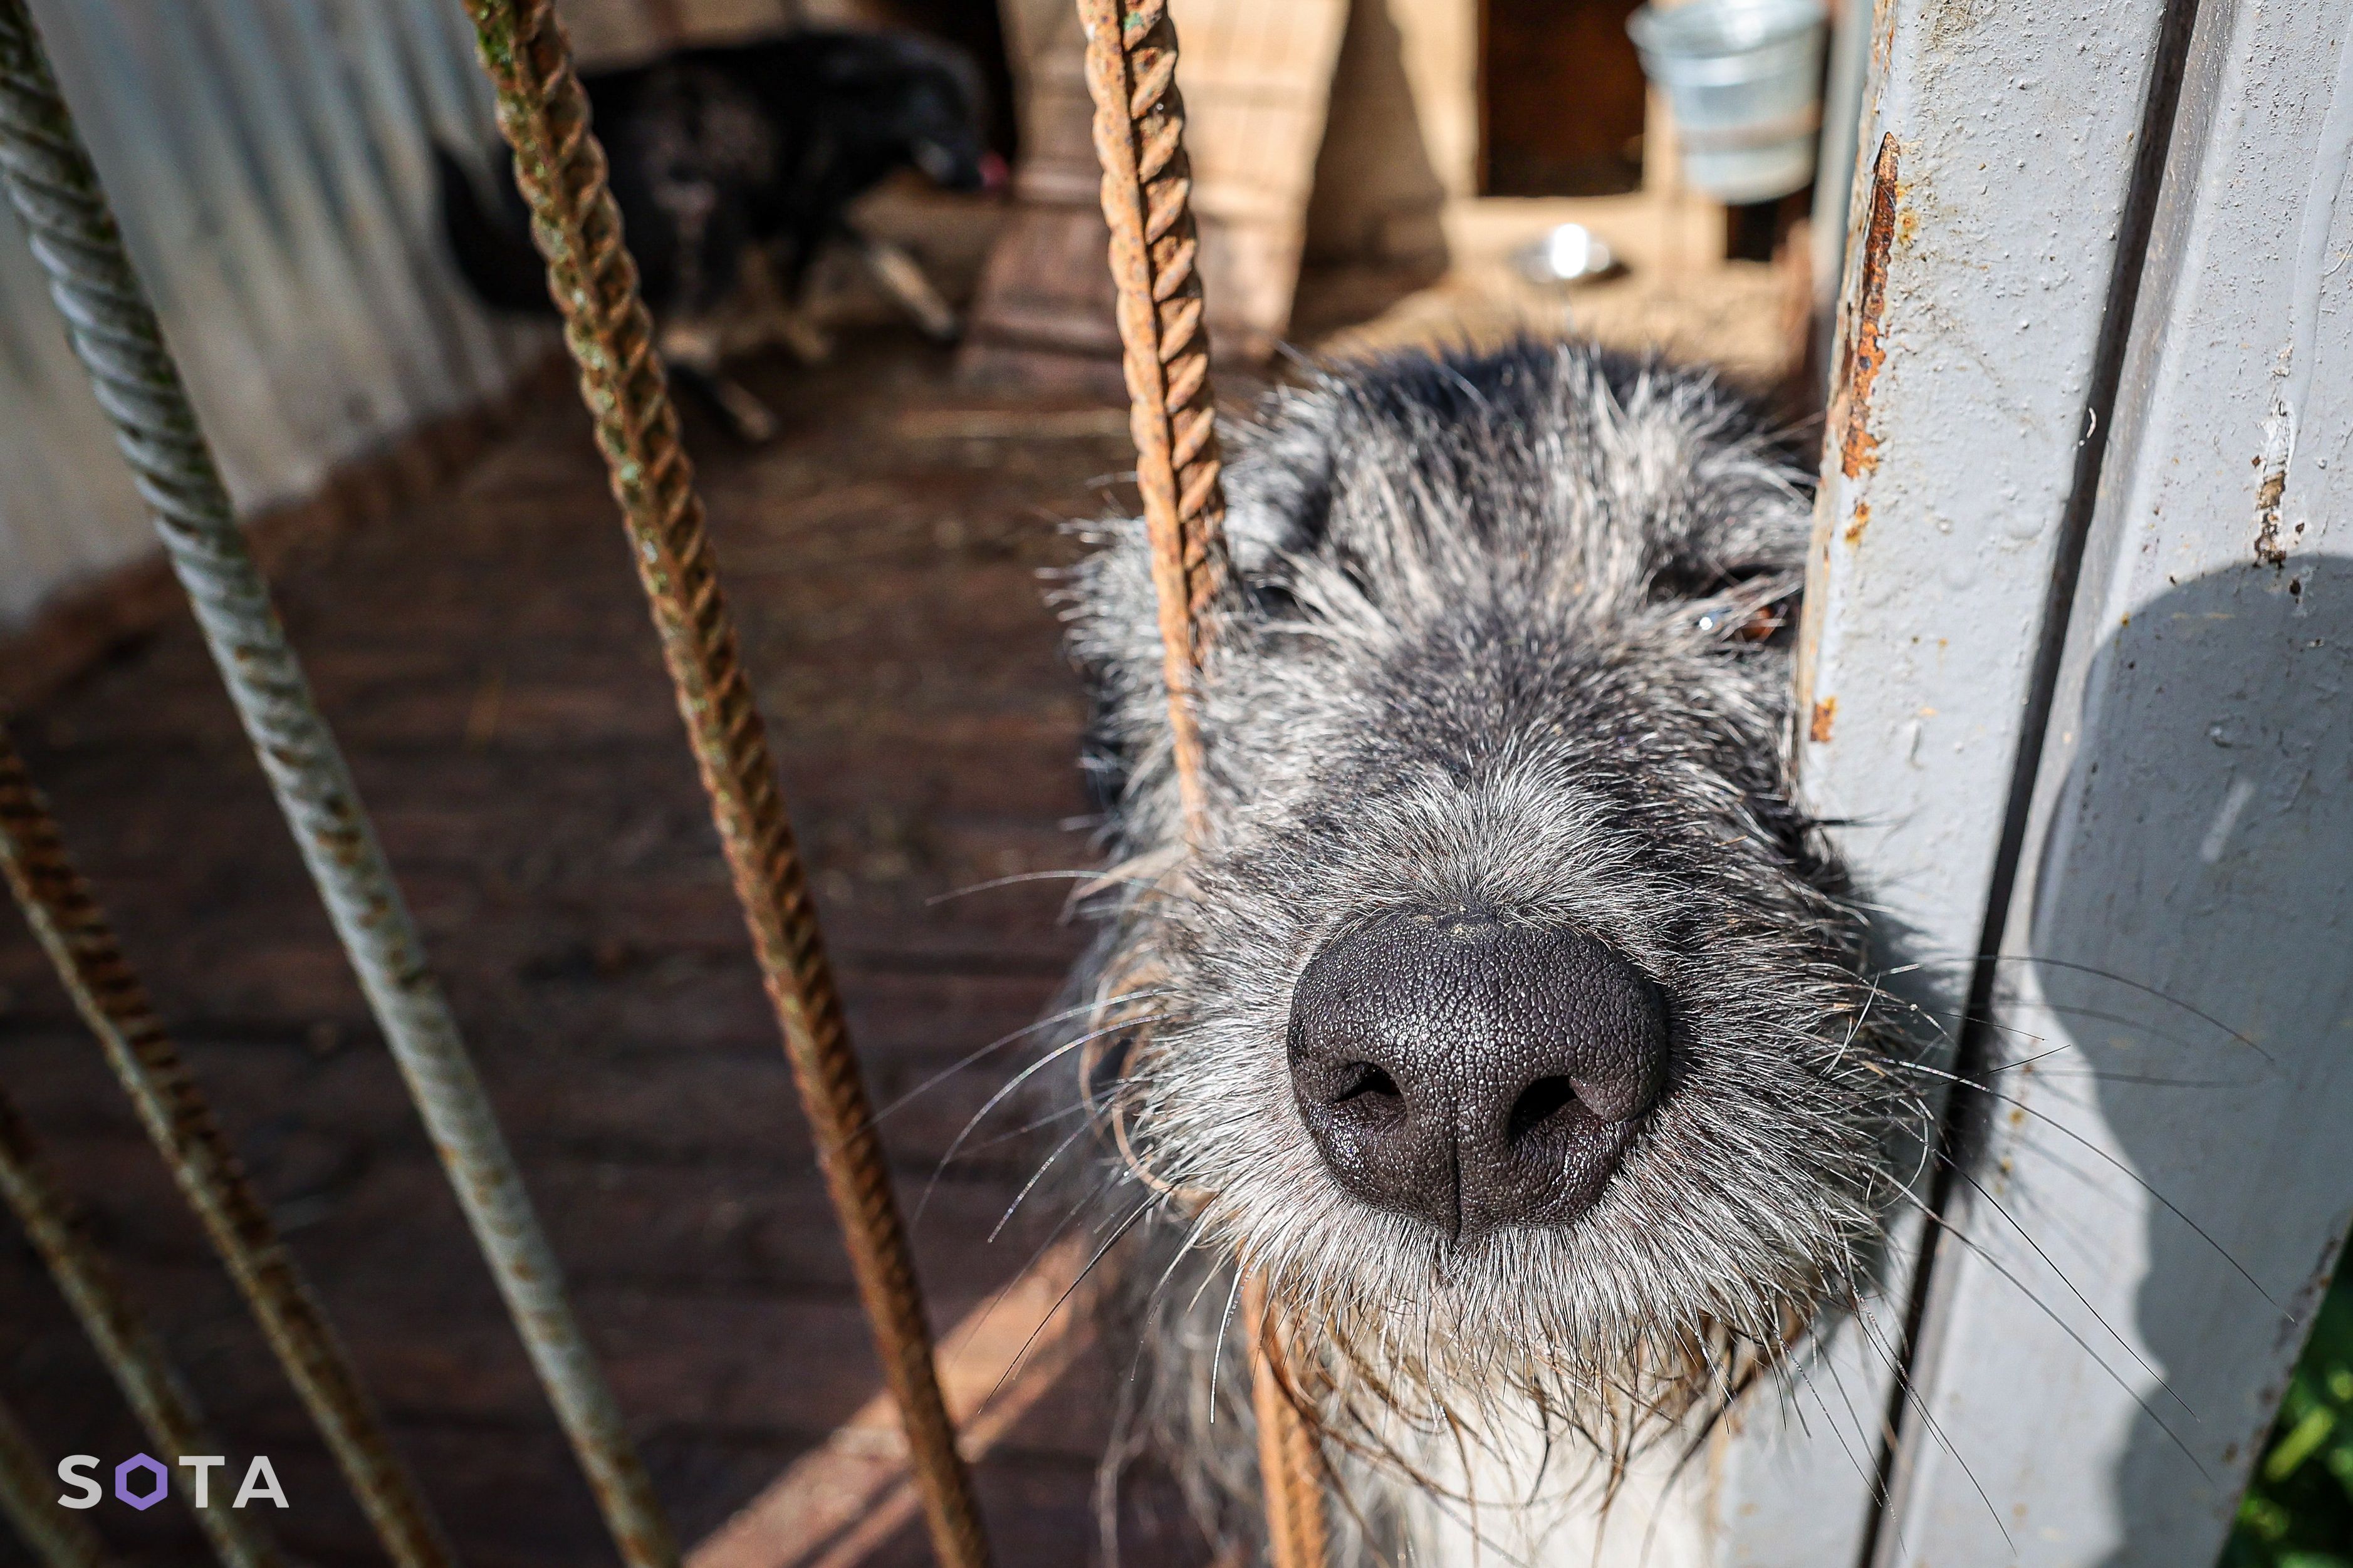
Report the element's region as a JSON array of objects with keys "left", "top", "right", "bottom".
[{"left": 1288, "top": 909, "right": 1669, "bottom": 1242}]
